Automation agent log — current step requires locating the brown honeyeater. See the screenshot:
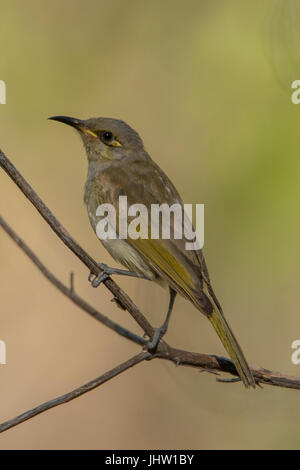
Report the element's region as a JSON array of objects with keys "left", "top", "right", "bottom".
[{"left": 49, "top": 115, "right": 255, "bottom": 388}]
